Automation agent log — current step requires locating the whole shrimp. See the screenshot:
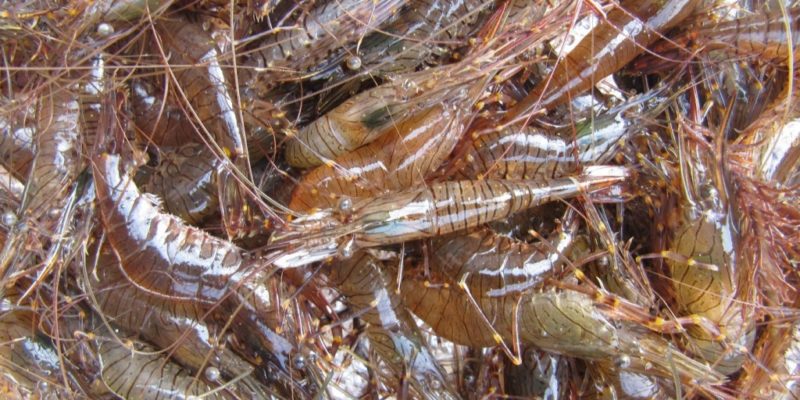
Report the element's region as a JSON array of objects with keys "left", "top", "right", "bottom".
[
  {"left": 504, "top": 0, "right": 699, "bottom": 124},
  {"left": 24, "top": 85, "right": 82, "bottom": 215},
  {"left": 400, "top": 279, "right": 724, "bottom": 391},
  {"left": 273, "top": 165, "right": 629, "bottom": 268},
  {"left": 658, "top": 119, "right": 756, "bottom": 376}
]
